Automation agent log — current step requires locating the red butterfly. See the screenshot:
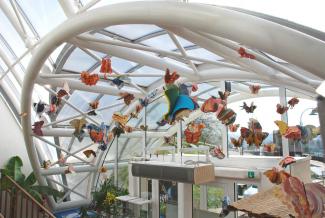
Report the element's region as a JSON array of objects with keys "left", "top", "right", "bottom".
[
  {"left": 100, "top": 57, "right": 112, "bottom": 79},
  {"left": 279, "top": 156, "right": 296, "bottom": 168},
  {"left": 80, "top": 72, "right": 99, "bottom": 86},
  {"left": 288, "top": 97, "right": 299, "bottom": 109},
  {"left": 276, "top": 104, "right": 288, "bottom": 114},
  {"left": 83, "top": 149, "right": 97, "bottom": 158},
  {"left": 228, "top": 124, "right": 240, "bottom": 132},
  {"left": 164, "top": 69, "right": 180, "bottom": 85},
  {"left": 249, "top": 84, "right": 261, "bottom": 94},
  {"left": 238, "top": 47, "right": 255, "bottom": 59},
  {"left": 32, "top": 121, "right": 44, "bottom": 136},
  {"left": 241, "top": 102, "right": 256, "bottom": 113},
  {"left": 118, "top": 92, "right": 135, "bottom": 105},
  {"left": 210, "top": 146, "right": 225, "bottom": 159},
  {"left": 230, "top": 137, "right": 243, "bottom": 149}
]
